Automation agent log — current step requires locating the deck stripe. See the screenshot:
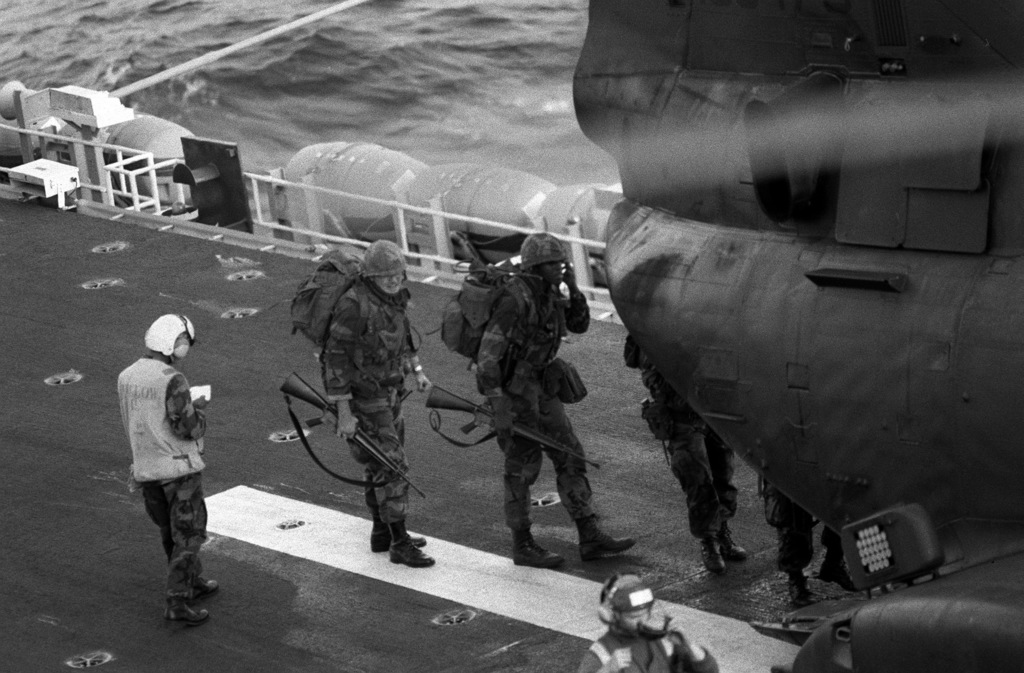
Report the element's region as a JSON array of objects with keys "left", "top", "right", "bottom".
[{"left": 206, "top": 486, "right": 796, "bottom": 672}]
